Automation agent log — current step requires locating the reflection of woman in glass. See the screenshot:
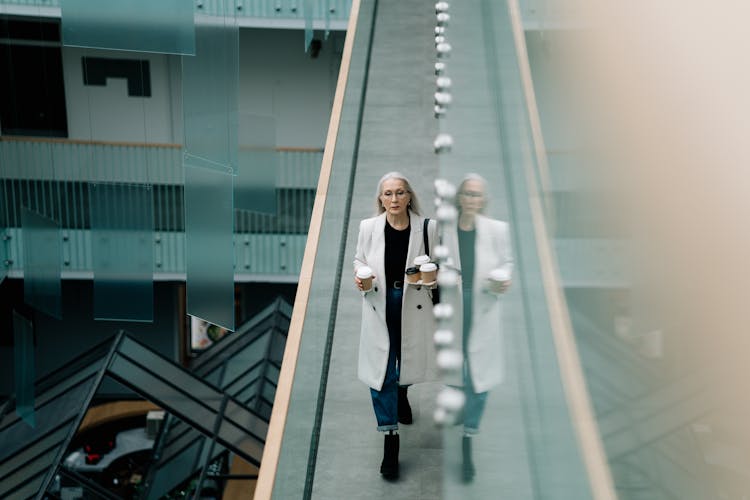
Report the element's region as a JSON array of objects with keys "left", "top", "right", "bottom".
[
  {"left": 454, "top": 174, "right": 513, "bottom": 482},
  {"left": 353, "top": 172, "right": 438, "bottom": 480}
]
